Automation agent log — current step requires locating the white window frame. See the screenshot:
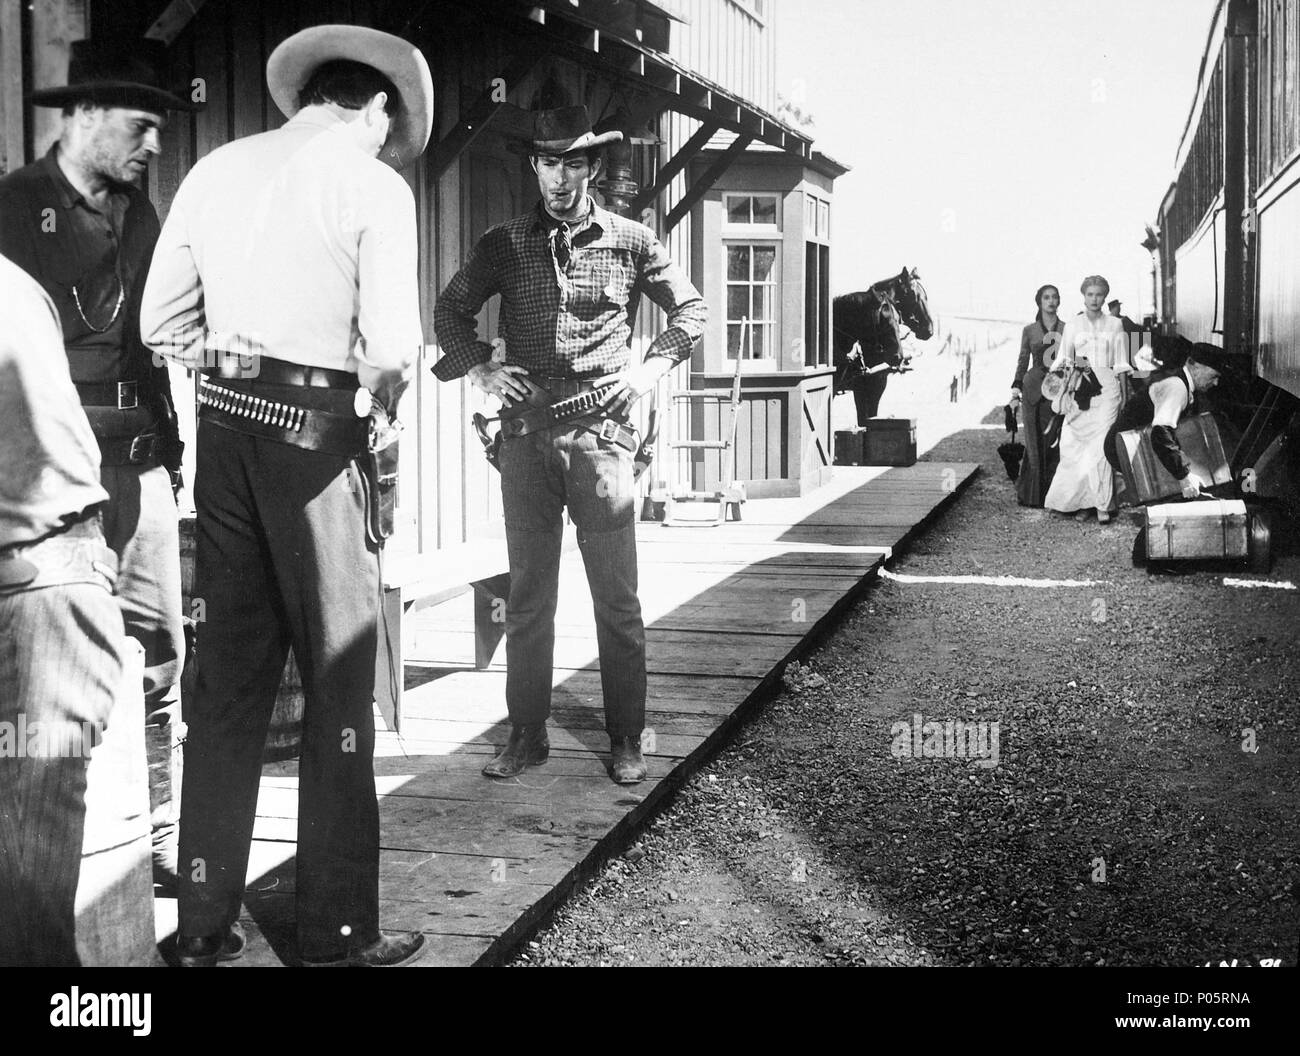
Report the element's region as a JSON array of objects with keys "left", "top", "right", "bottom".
[
  {"left": 723, "top": 240, "right": 781, "bottom": 366},
  {"left": 723, "top": 191, "right": 781, "bottom": 237}
]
